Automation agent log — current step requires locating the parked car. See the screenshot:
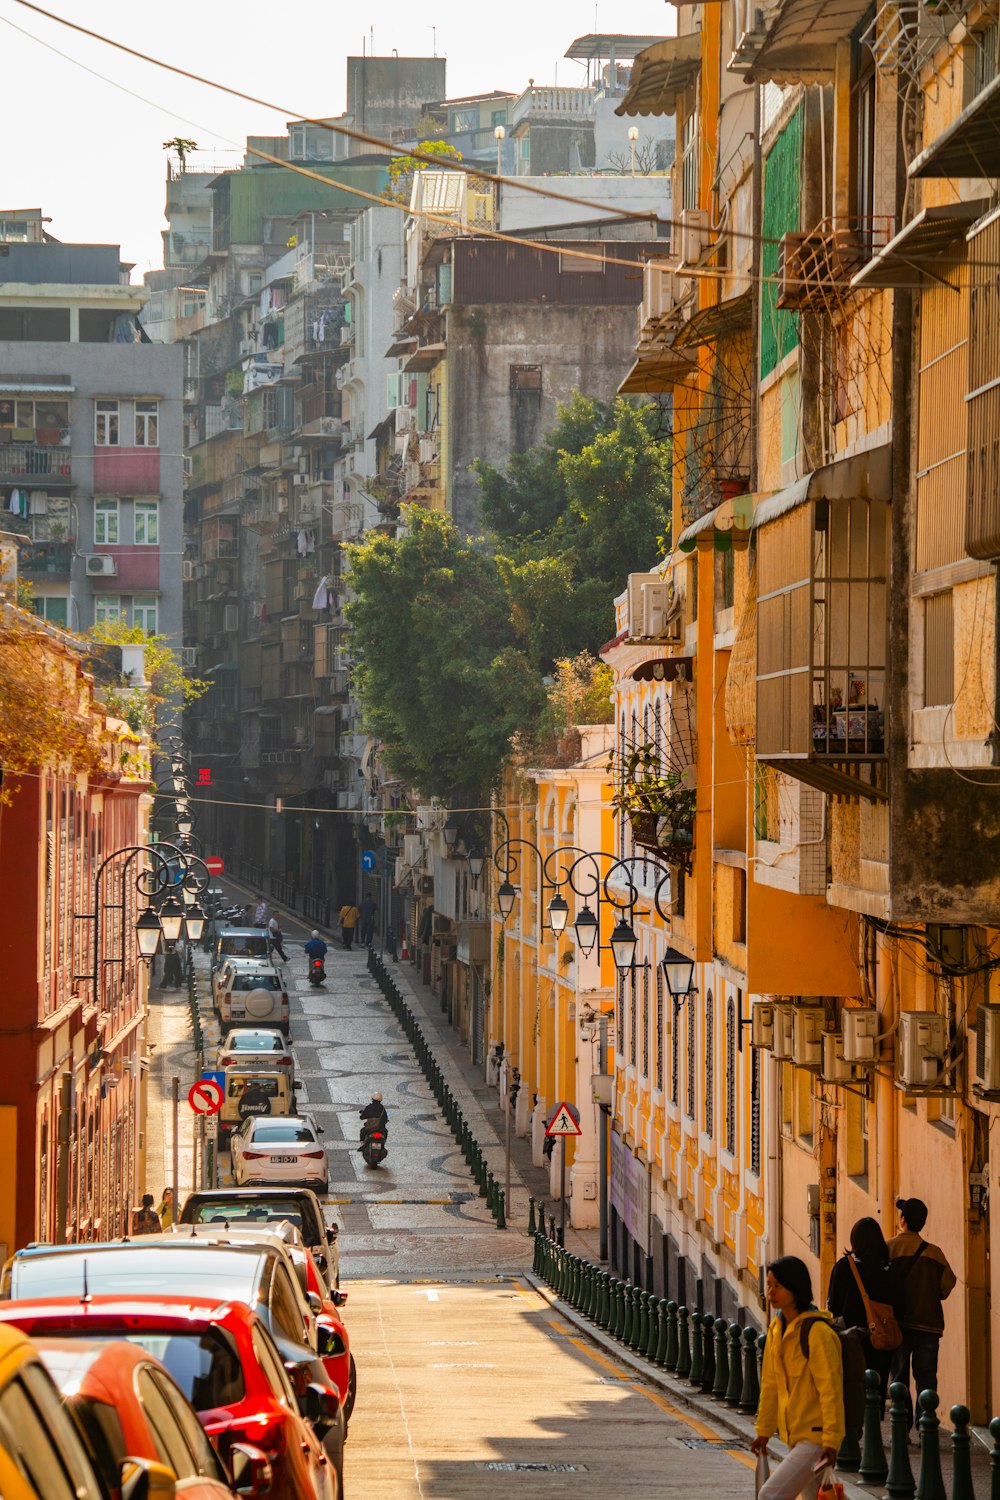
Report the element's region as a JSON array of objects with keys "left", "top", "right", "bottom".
[
  {"left": 217, "top": 1028, "right": 293, "bottom": 1077},
  {"left": 0, "top": 1299, "right": 337, "bottom": 1500},
  {"left": 210, "top": 928, "right": 271, "bottom": 976},
  {"left": 213, "top": 964, "right": 289, "bottom": 1033},
  {"left": 217, "top": 1069, "right": 300, "bottom": 1150},
  {"left": 232, "top": 1117, "right": 328, "bottom": 1192},
  {"left": 35, "top": 1336, "right": 261, "bottom": 1498},
  {"left": 178, "top": 1189, "right": 339, "bottom": 1290},
  {"left": 0, "top": 1322, "right": 118, "bottom": 1500}
]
